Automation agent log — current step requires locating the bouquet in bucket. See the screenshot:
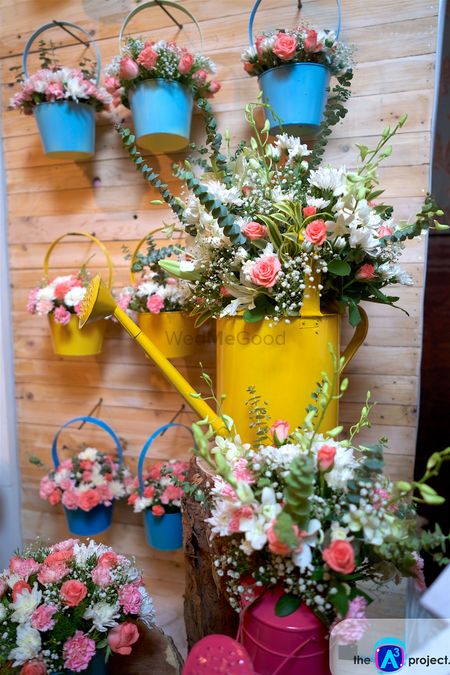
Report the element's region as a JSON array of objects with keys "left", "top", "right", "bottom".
[
  {"left": 27, "top": 271, "right": 90, "bottom": 325},
  {"left": 105, "top": 39, "right": 220, "bottom": 107},
  {"left": 39, "top": 447, "right": 133, "bottom": 512},
  {"left": 0, "top": 539, "right": 155, "bottom": 673},
  {"left": 190, "top": 354, "right": 450, "bottom": 633},
  {"left": 241, "top": 25, "right": 352, "bottom": 78},
  {"left": 128, "top": 459, "right": 189, "bottom": 516},
  {"left": 118, "top": 101, "right": 447, "bottom": 327}
]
